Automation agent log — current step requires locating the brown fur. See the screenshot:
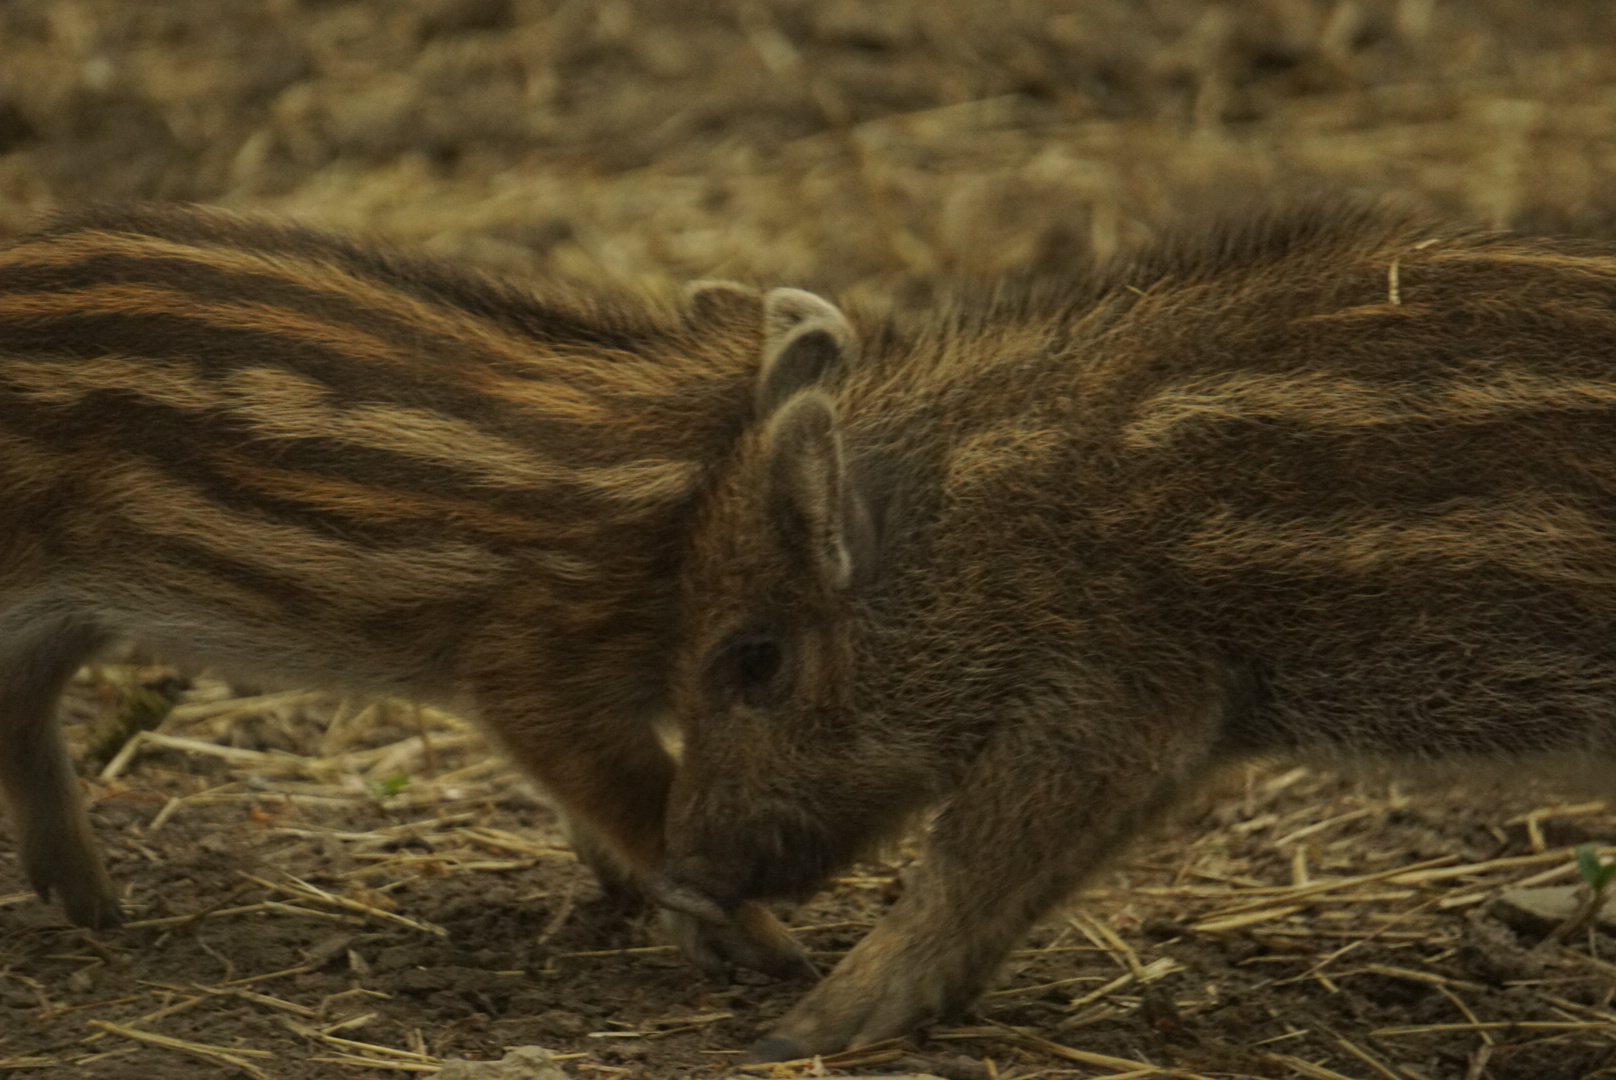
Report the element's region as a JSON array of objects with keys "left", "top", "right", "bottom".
[
  {"left": 0, "top": 203, "right": 809, "bottom": 978},
  {"left": 655, "top": 201, "right": 1616, "bottom": 1057}
]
